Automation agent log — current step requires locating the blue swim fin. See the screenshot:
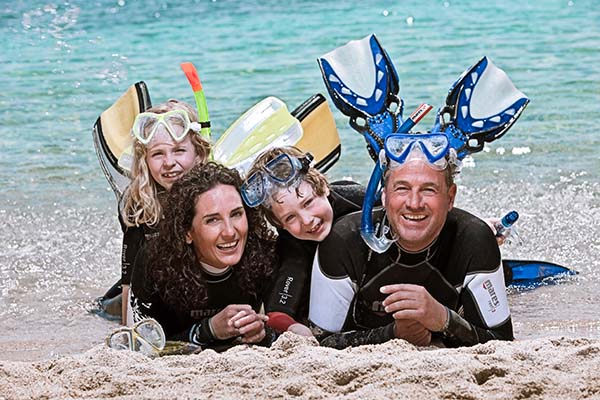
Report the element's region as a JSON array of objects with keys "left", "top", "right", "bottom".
[
  {"left": 432, "top": 57, "right": 530, "bottom": 159},
  {"left": 318, "top": 34, "right": 402, "bottom": 158},
  {"left": 503, "top": 259, "right": 577, "bottom": 290}
]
